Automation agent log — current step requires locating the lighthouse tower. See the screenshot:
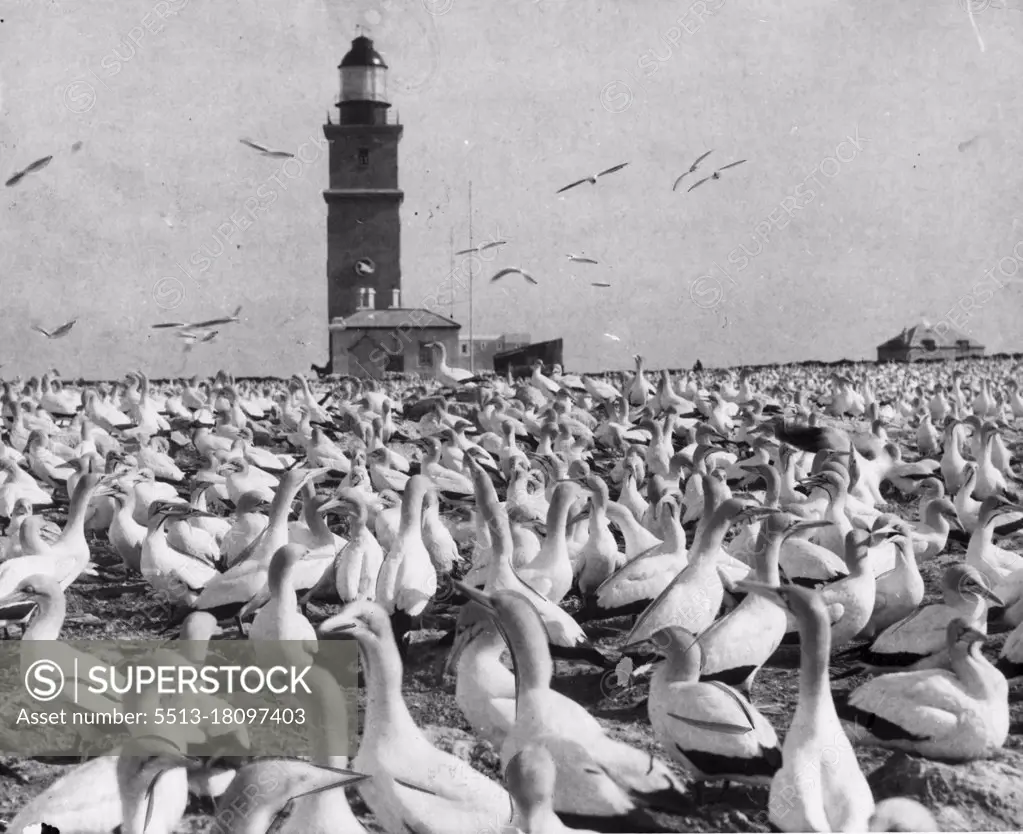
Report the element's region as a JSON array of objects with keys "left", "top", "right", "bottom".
[
  {"left": 324, "top": 35, "right": 404, "bottom": 324},
  {"left": 322, "top": 36, "right": 460, "bottom": 378}
]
